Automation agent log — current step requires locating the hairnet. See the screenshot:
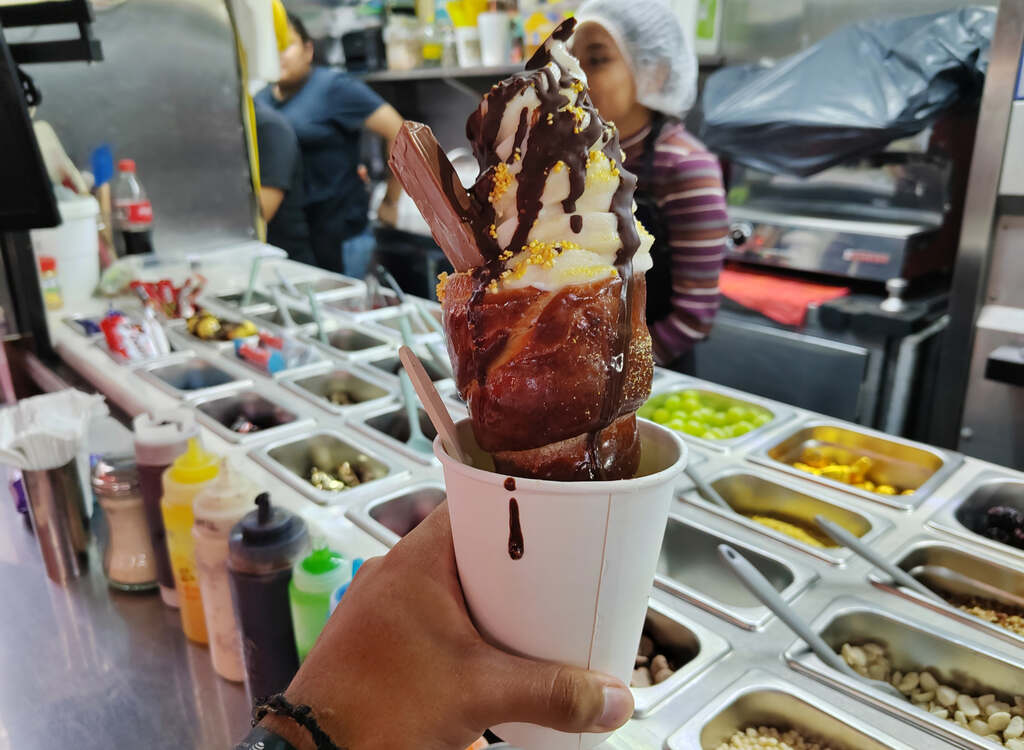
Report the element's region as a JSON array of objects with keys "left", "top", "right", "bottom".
[{"left": 575, "top": 0, "right": 698, "bottom": 119}]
